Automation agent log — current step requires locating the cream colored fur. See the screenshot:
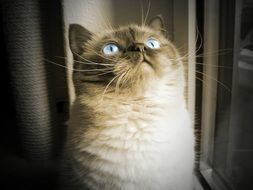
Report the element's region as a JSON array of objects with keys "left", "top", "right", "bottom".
[
  {"left": 66, "top": 79, "right": 194, "bottom": 190},
  {"left": 64, "top": 20, "right": 195, "bottom": 190}
]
